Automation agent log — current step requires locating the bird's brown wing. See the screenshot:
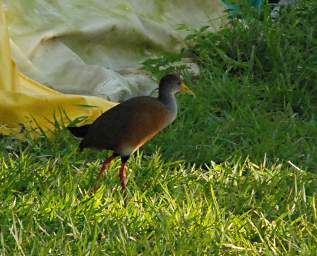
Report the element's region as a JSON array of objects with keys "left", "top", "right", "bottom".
[{"left": 81, "top": 97, "right": 172, "bottom": 155}]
